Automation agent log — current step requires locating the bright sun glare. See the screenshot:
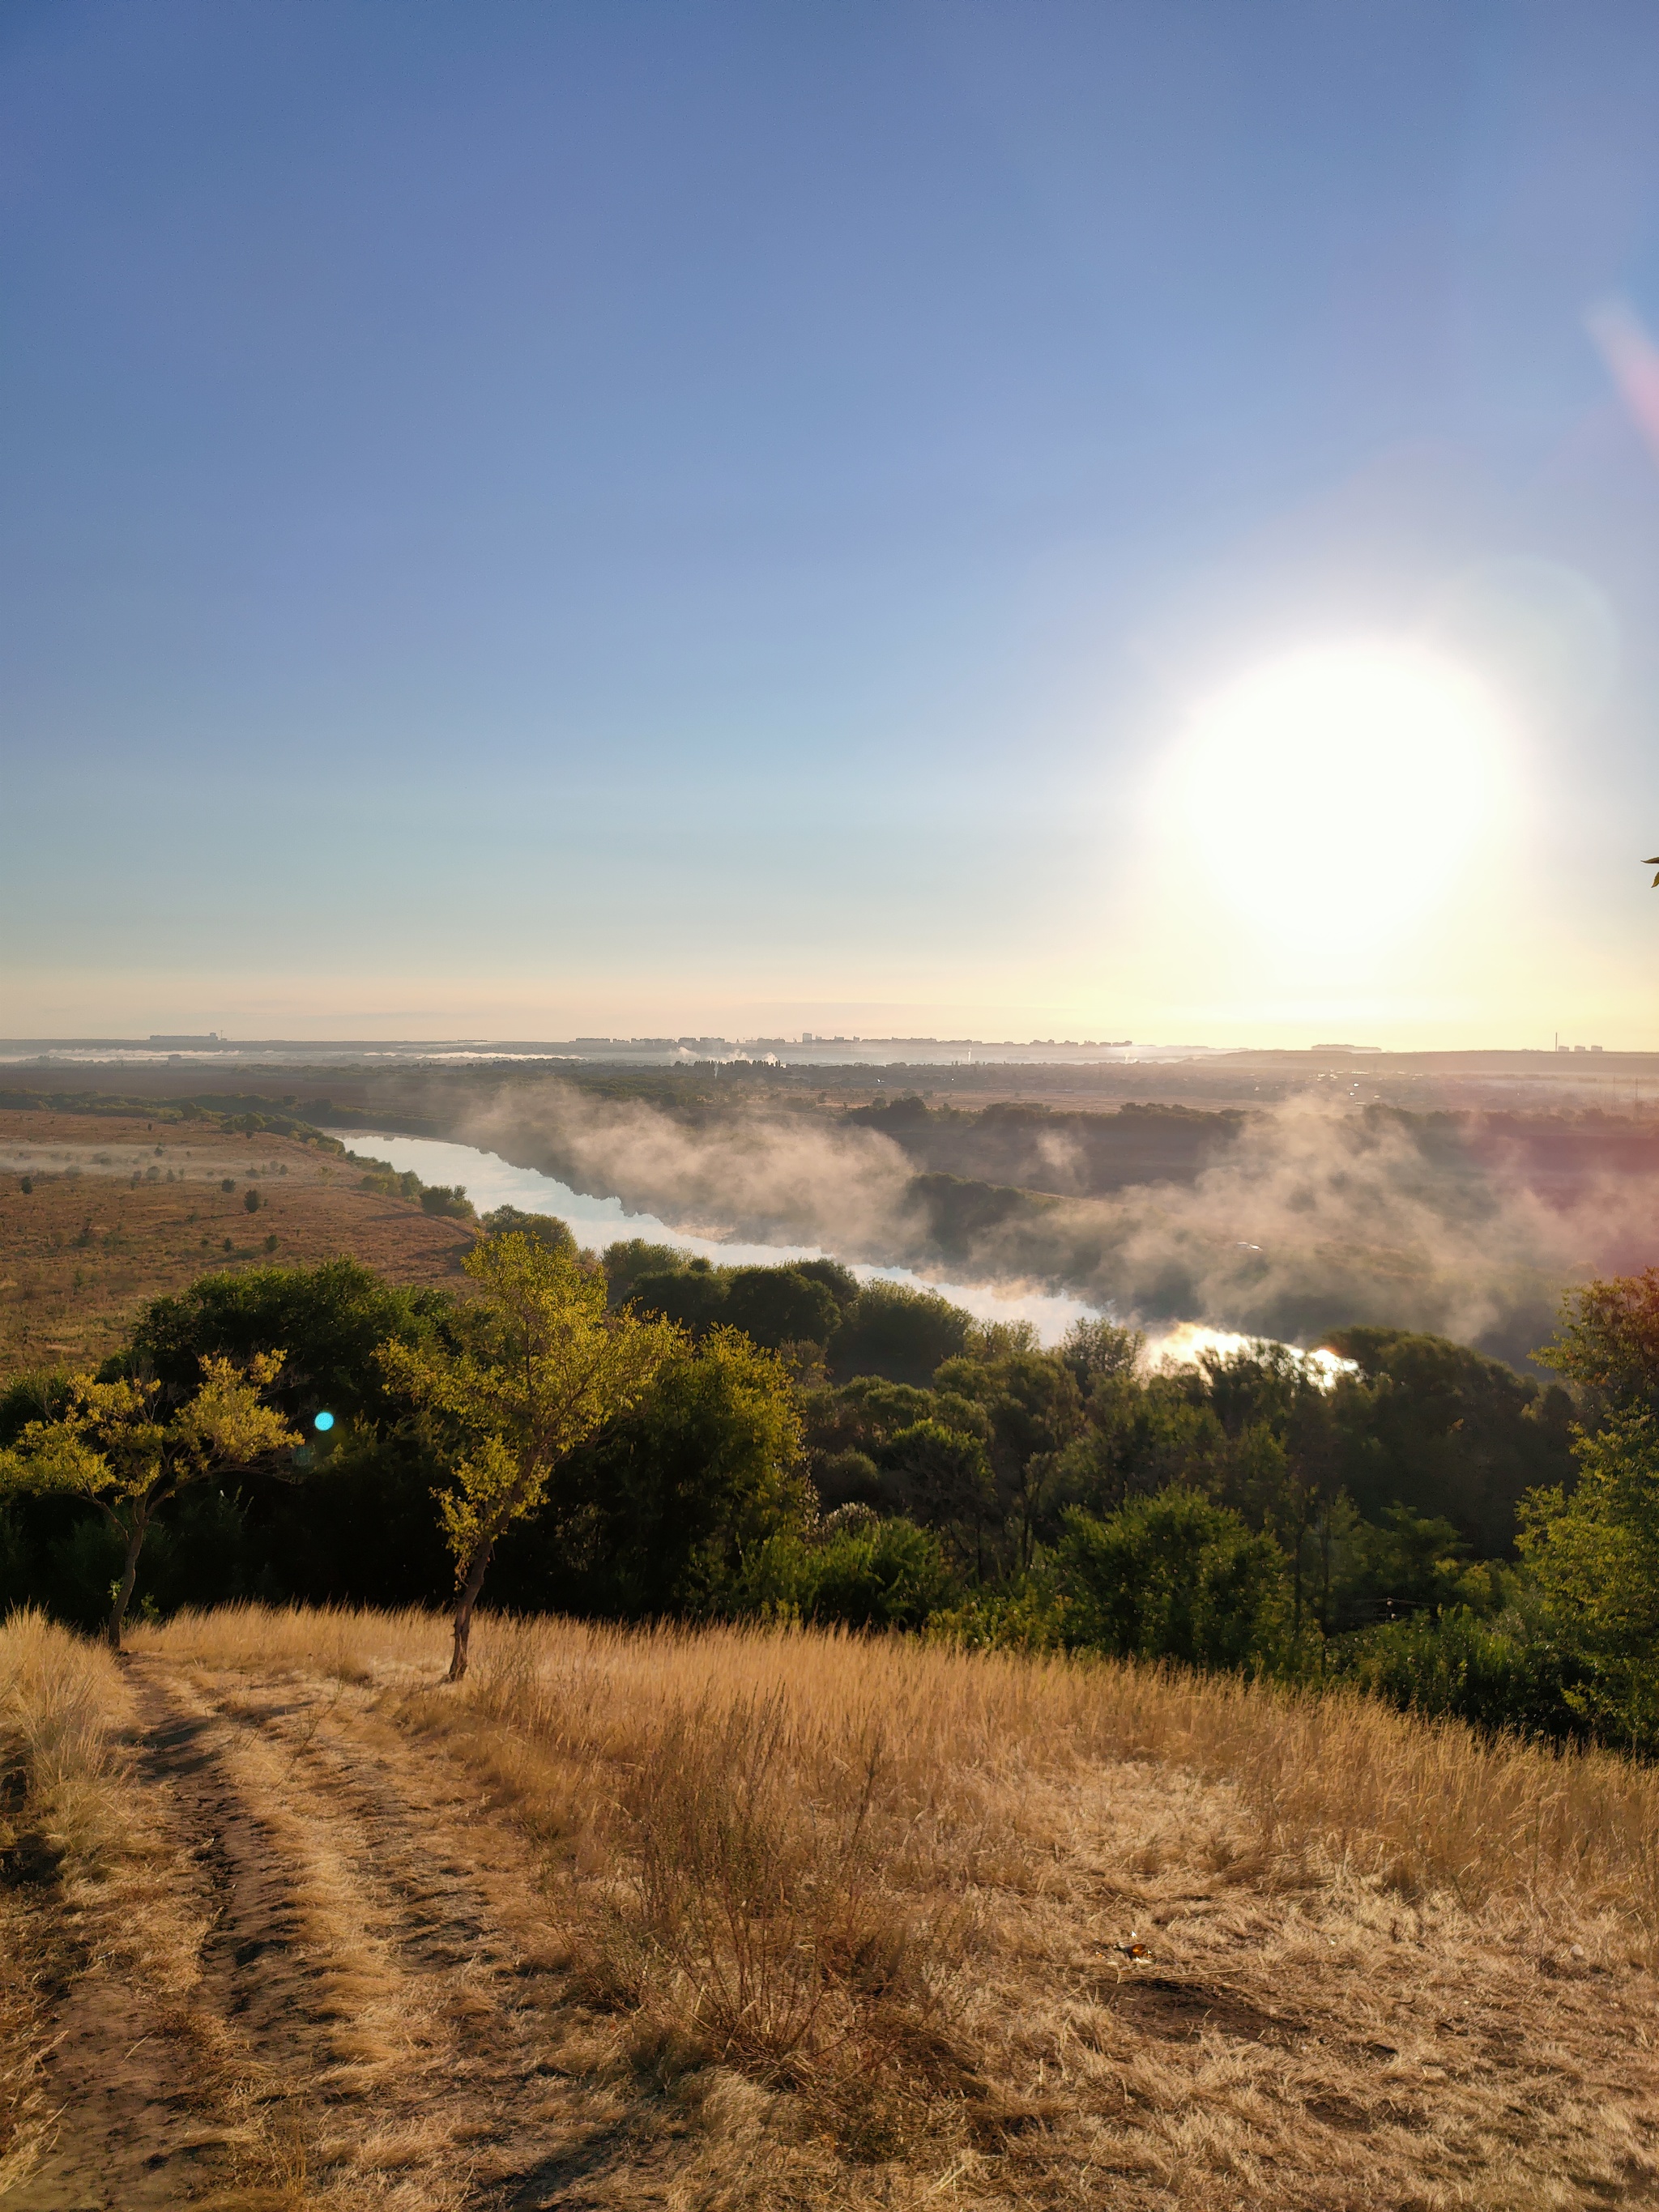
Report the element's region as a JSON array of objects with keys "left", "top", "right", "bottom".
[{"left": 1179, "top": 643, "right": 1508, "bottom": 944}]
